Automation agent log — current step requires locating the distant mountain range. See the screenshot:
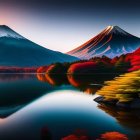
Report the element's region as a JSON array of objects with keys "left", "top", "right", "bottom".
[
  {"left": 67, "top": 26, "right": 140, "bottom": 59},
  {"left": 0, "top": 25, "right": 78, "bottom": 67}
]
